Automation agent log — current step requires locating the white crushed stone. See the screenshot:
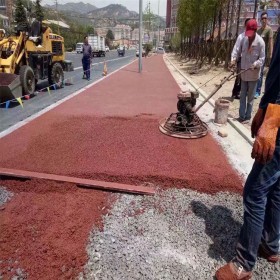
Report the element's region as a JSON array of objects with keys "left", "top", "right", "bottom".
[
  {"left": 0, "top": 186, "right": 13, "bottom": 206},
  {"left": 79, "top": 189, "right": 280, "bottom": 279}
]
